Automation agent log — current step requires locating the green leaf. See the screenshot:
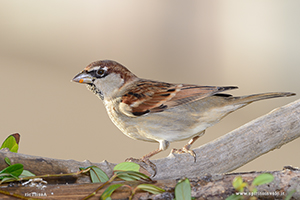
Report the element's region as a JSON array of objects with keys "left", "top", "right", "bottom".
[
  {"left": 1, "top": 177, "right": 19, "bottom": 183},
  {"left": 0, "top": 135, "right": 19, "bottom": 153},
  {"left": 113, "top": 162, "right": 140, "bottom": 172},
  {"left": 285, "top": 189, "right": 296, "bottom": 200},
  {"left": 175, "top": 178, "right": 191, "bottom": 200},
  {"left": 252, "top": 173, "right": 274, "bottom": 186},
  {"left": 5, "top": 157, "right": 11, "bottom": 166},
  {"left": 136, "top": 184, "right": 165, "bottom": 194},
  {"left": 115, "top": 171, "right": 151, "bottom": 181},
  {"left": 100, "top": 184, "right": 124, "bottom": 200},
  {"left": 225, "top": 194, "right": 244, "bottom": 200},
  {"left": 89, "top": 166, "right": 109, "bottom": 183},
  {"left": 0, "top": 173, "right": 12, "bottom": 178},
  {"left": 232, "top": 176, "right": 247, "bottom": 192},
  {"left": 0, "top": 163, "right": 23, "bottom": 179},
  {"left": 1, "top": 158, "right": 34, "bottom": 179},
  {"left": 20, "top": 170, "right": 35, "bottom": 178},
  {"left": 232, "top": 176, "right": 242, "bottom": 189},
  {"left": 79, "top": 166, "right": 109, "bottom": 182},
  {"left": 0, "top": 164, "right": 24, "bottom": 183}
]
